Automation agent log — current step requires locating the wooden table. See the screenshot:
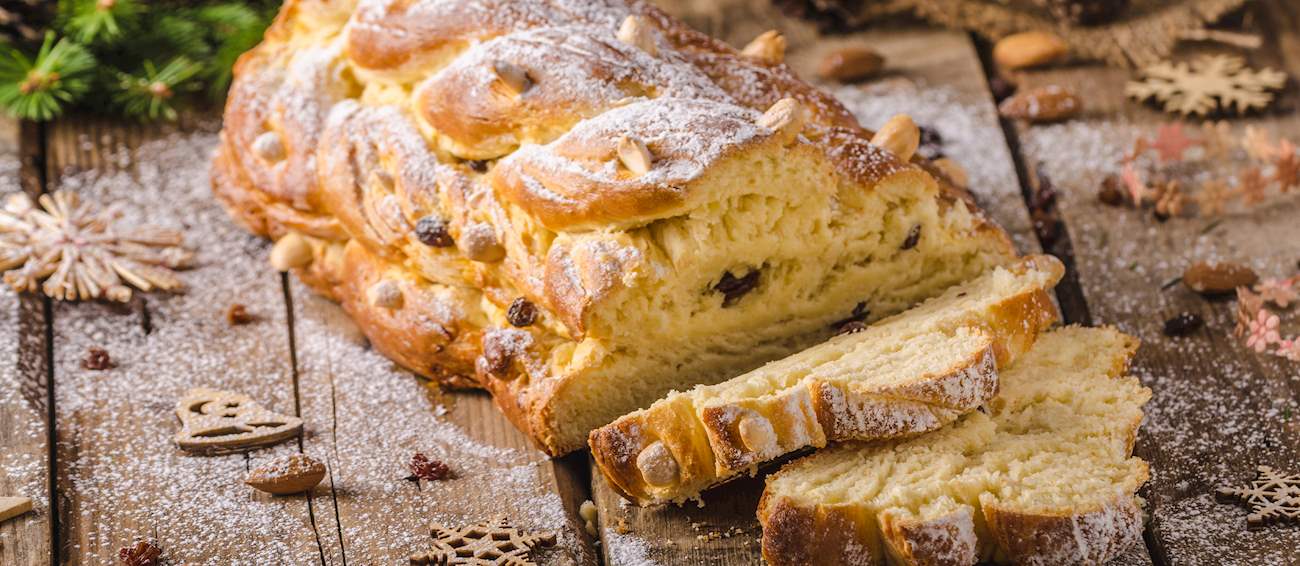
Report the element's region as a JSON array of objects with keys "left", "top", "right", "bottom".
[{"left": 1, "top": 1, "right": 1297, "bottom": 564}]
